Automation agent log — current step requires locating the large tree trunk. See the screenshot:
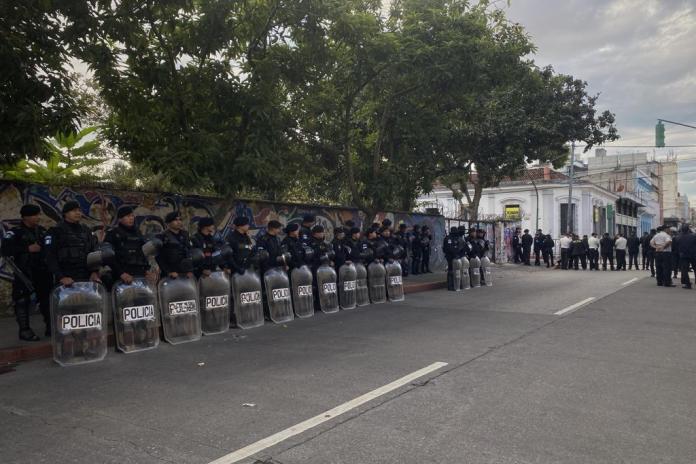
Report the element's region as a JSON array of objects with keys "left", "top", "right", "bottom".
[{"left": 468, "top": 182, "right": 483, "bottom": 222}]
